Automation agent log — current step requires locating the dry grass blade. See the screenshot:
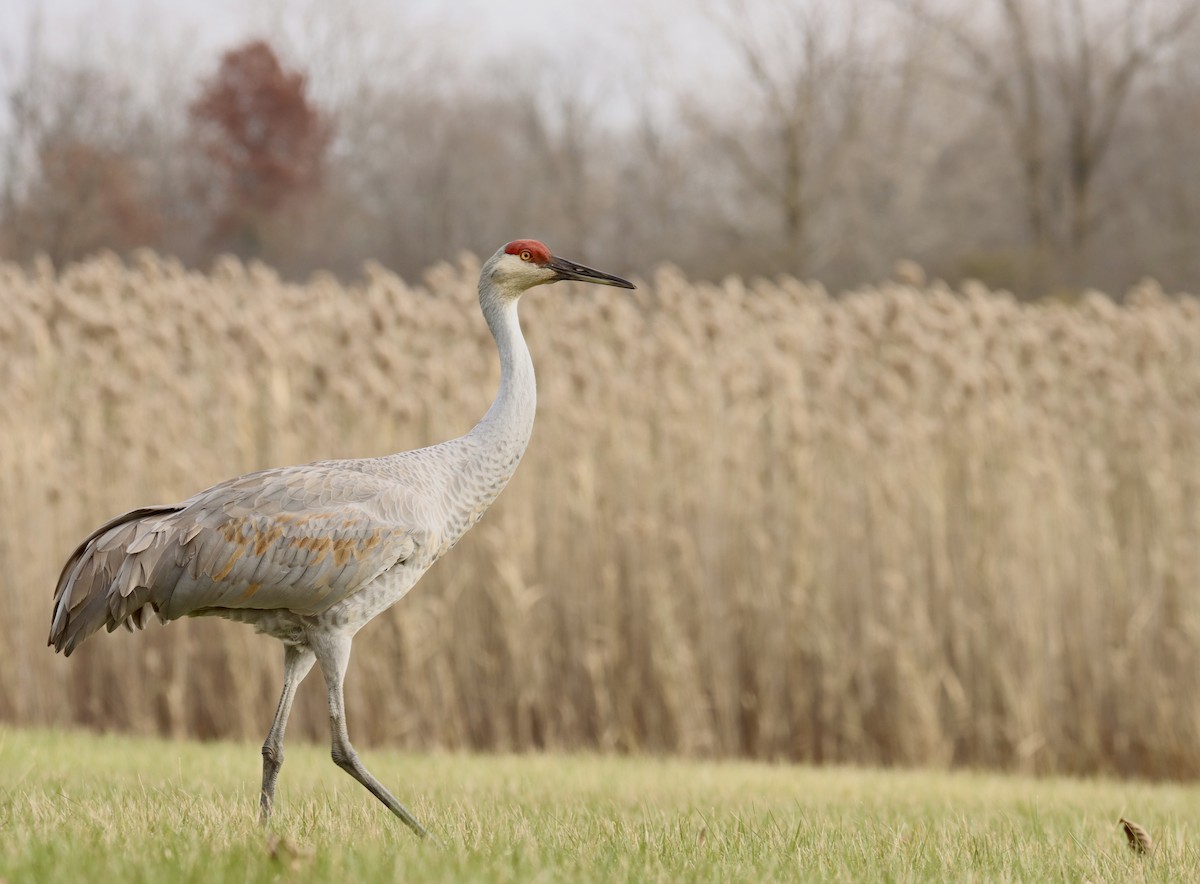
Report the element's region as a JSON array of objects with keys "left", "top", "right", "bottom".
[{"left": 1118, "top": 818, "right": 1153, "bottom": 855}]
